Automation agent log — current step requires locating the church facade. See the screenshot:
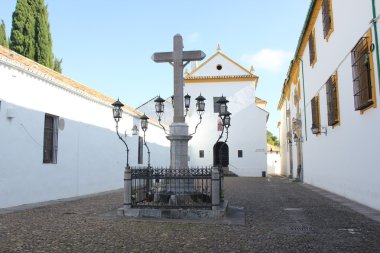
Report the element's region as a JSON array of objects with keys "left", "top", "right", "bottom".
[
  {"left": 278, "top": 0, "right": 380, "bottom": 211},
  {"left": 0, "top": 45, "right": 169, "bottom": 209},
  {"left": 184, "top": 49, "right": 268, "bottom": 177}
]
